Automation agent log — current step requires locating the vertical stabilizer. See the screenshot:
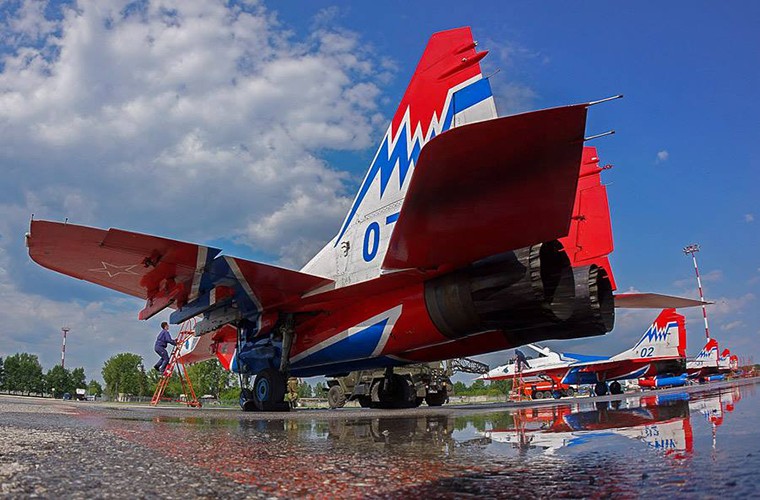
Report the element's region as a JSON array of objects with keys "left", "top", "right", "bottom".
[
  {"left": 302, "top": 27, "right": 497, "bottom": 286},
  {"left": 687, "top": 338, "right": 720, "bottom": 371},
  {"left": 611, "top": 309, "right": 686, "bottom": 361},
  {"left": 559, "top": 146, "right": 616, "bottom": 289}
]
